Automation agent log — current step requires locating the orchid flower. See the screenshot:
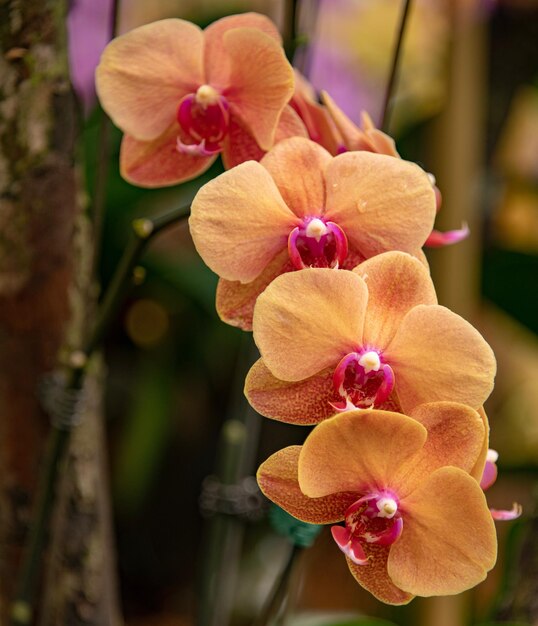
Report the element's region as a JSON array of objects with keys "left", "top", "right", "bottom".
[
  {"left": 246, "top": 251, "right": 496, "bottom": 422},
  {"left": 322, "top": 91, "right": 471, "bottom": 248},
  {"left": 480, "top": 448, "right": 523, "bottom": 521},
  {"left": 189, "top": 137, "right": 436, "bottom": 330},
  {"left": 257, "top": 405, "right": 497, "bottom": 604},
  {"left": 95, "top": 13, "right": 298, "bottom": 187}
]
